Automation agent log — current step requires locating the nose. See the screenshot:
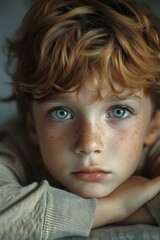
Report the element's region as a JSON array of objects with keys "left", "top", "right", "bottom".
[{"left": 74, "top": 122, "right": 104, "bottom": 155}]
